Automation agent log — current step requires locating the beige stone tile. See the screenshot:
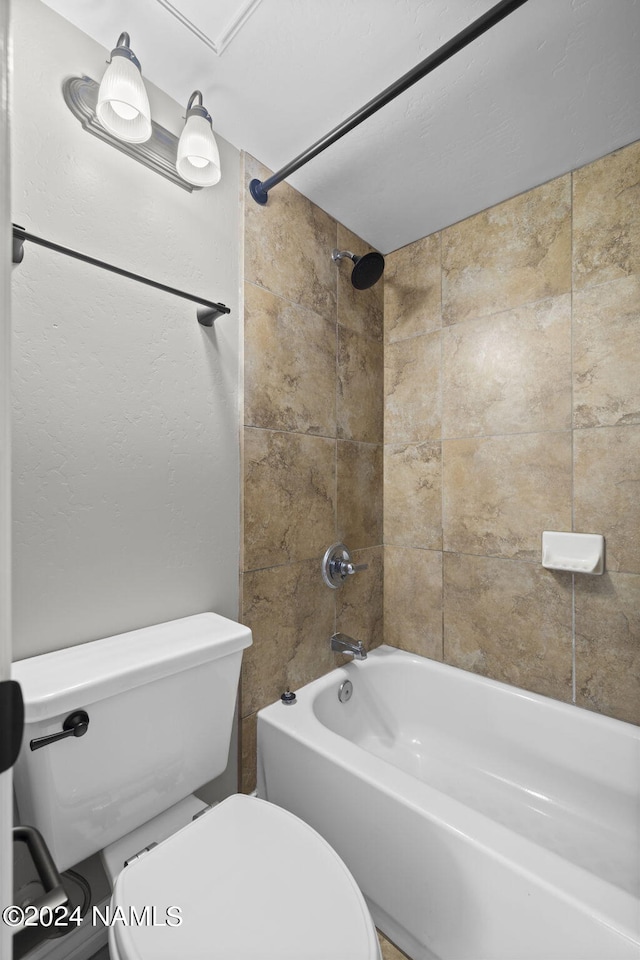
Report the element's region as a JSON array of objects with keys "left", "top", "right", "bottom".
[
  {"left": 337, "top": 441, "right": 383, "bottom": 549},
  {"left": 384, "top": 332, "right": 441, "bottom": 443},
  {"left": 336, "top": 546, "right": 384, "bottom": 651},
  {"left": 574, "top": 426, "right": 640, "bottom": 573},
  {"left": 244, "top": 428, "right": 336, "bottom": 570},
  {"left": 443, "top": 433, "right": 572, "bottom": 561},
  {"left": 573, "top": 139, "right": 640, "bottom": 290},
  {"left": 442, "top": 175, "right": 571, "bottom": 325},
  {"left": 443, "top": 553, "right": 573, "bottom": 701},
  {"left": 244, "top": 154, "right": 337, "bottom": 315},
  {"left": 384, "top": 546, "right": 443, "bottom": 659},
  {"left": 337, "top": 326, "right": 384, "bottom": 443},
  {"left": 240, "top": 713, "right": 257, "bottom": 794},
  {"left": 573, "top": 276, "right": 640, "bottom": 428},
  {"left": 336, "top": 223, "right": 383, "bottom": 341},
  {"left": 241, "top": 559, "right": 336, "bottom": 715},
  {"left": 575, "top": 572, "right": 640, "bottom": 726},
  {"left": 384, "top": 233, "right": 441, "bottom": 342},
  {"left": 443, "top": 295, "right": 572, "bottom": 437},
  {"left": 384, "top": 442, "right": 442, "bottom": 549},
  {"left": 378, "top": 931, "right": 410, "bottom": 960},
  {"left": 245, "top": 282, "right": 337, "bottom": 436}
]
